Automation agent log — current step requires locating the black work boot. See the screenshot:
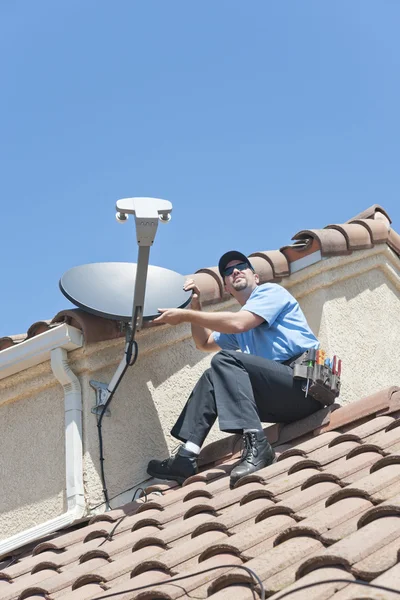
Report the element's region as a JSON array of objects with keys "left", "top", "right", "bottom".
[
  {"left": 230, "top": 431, "right": 276, "bottom": 488},
  {"left": 147, "top": 446, "right": 199, "bottom": 485}
]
